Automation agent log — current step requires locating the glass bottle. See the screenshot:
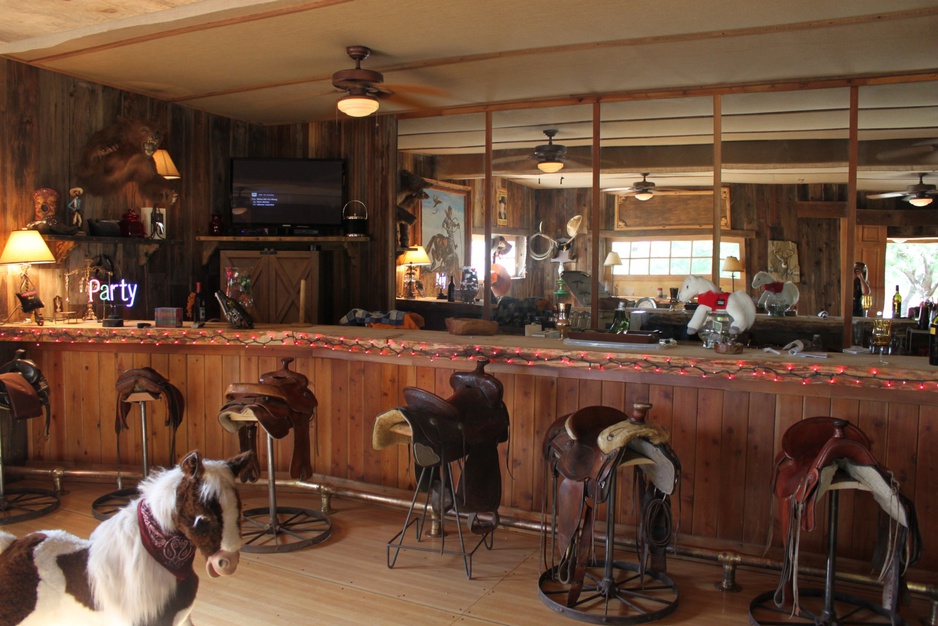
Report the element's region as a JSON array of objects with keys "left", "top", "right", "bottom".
[
  {"left": 447, "top": 275, "right": 455, "bottom": 302},
  {"left": 610, "top": 301, "right": 629, "bottom": 334},
  {"left": 892, "top": 285, "right": 902, "bottom": 318},
  {"left": 929, "top": 311, "right": 938, "bottom": 366},
  {"left": 195, "top": 282, "right": 207, "bottom": 323}
]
